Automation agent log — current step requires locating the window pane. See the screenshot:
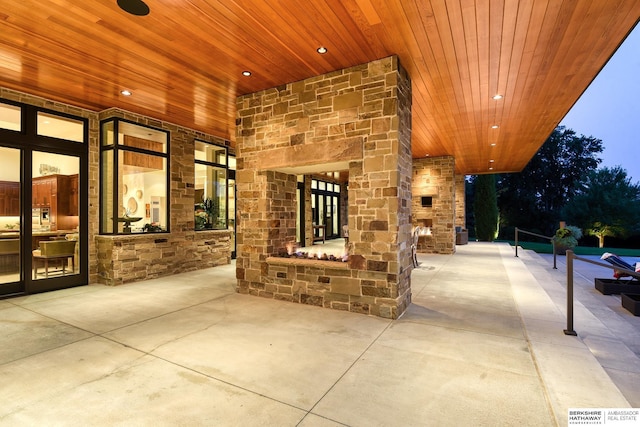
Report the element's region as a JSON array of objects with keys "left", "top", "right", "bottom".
[
  {"left": 118, "top": 121, "right": 167, "bottom": 153},
  {"left": 101, "top": 120, "right": 115, "bottom": 146},
  {"left": 228, "top": 155, "right": 236, "bottom": 170},
  {"left": 319, "top": 181, "right": 326, "bottom": 191},
  {"left": 101, "top": 150, "right": 114, "bottom": 233},
  {"left": 0, "top": 147, "right": 21, "bottom": 284},
  {"left": 32, "top": 152, "right": 80, "bottom": 280},
  {"left": 119, "top": 155, "right": 167, "bottom": 233},
  {"left": 37, "top": 112, "right": 84, "bottom": 142},
  {"left": 311, "top": 180, "right": 317, "bottom": 190},
  {"left": 194, "top": 163, "right": 227, "bottom": 230},
  {"left": 195, "top": 141, "right": 226, "bottom": 165},
  {"left": 0, "top": 103, "right": 21, "bottom": 131}
]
